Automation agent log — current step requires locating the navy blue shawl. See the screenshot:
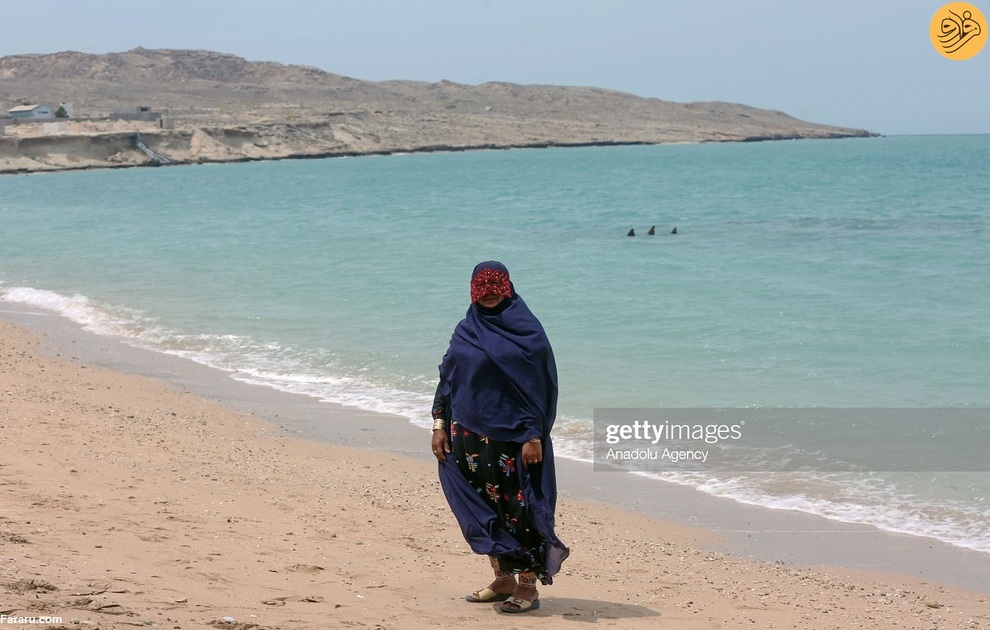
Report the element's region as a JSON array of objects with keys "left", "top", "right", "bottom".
[
  {"left": 437, "top": 293, "right": 557, "bottom": 442},
  {"left": 435, "top": 283, "right": 568, "bottom": 580}
]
